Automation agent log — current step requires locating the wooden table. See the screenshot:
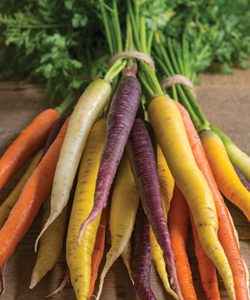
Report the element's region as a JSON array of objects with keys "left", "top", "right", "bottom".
[{"left": 0, "top": 68, "right": 250, "bottom": 300}]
